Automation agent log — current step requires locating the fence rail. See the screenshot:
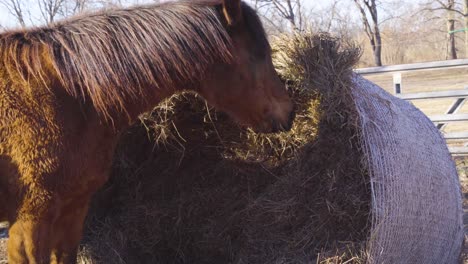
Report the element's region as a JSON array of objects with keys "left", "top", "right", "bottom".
[
  {"left": 396, "top": 90, "right": 468, "bottom": 100},
  {"left": 430, "top": 114, "right": 468, "bottom": 123},
  {"left": 355, "top": 59, "right": 468, "bottom": 74},
  {"left": 444, "top": 132, "right": 468, "bottom": 140},
  {"left": 449, "top": 147, "right": 468, "bottom": 155},
  {"left": 356, "top": 59, "right": 468, "bottom": 155}
]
